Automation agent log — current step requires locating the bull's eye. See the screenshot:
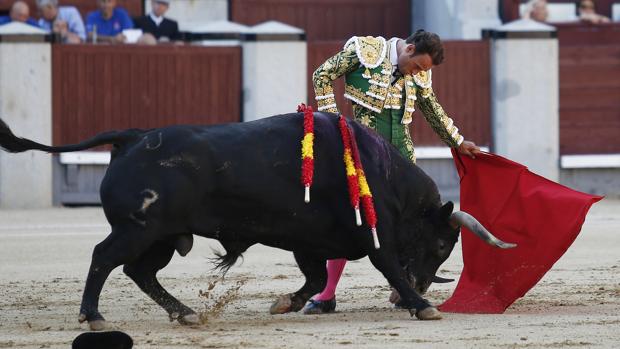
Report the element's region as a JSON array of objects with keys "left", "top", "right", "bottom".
[{"left": 438, "top": 242, "right": 445, "bottom": 250}]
